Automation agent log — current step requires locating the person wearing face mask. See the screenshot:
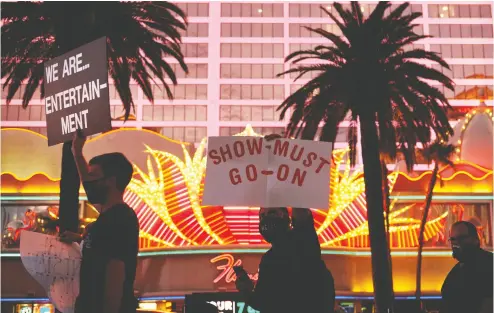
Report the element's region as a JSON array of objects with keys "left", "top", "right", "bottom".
[
  {"left": 235, "top": 205, "right": 335, "bottom": 313},
  {"left": 440, "top": 221, "right": 493, "bottom": 313},
  {"left": 59, "top": 130, "right": 139, "bottom": 313}
]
